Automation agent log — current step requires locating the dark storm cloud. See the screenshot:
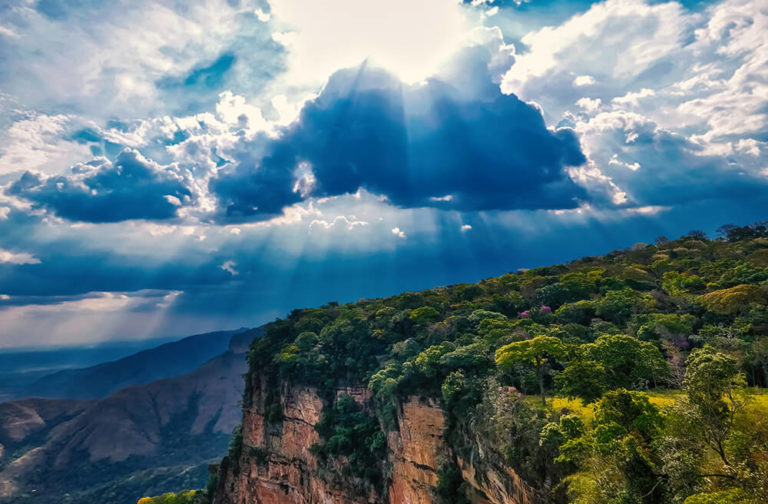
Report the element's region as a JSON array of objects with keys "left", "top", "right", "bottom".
[
  {"left": 0, "top": 289, "right": 171, "bottom": 308},
  {"left": 8, "top": 149, "right": 195, "bottom": 222},
  {"left": 211, "top": 47, "right": 588, "bottom": 221},
  {"left": 0, "top": 248, "right": 232, "bottom": 299}
]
